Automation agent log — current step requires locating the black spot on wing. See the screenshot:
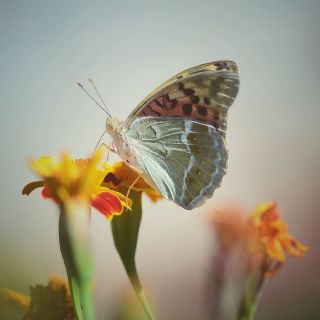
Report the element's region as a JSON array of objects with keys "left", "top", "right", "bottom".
[
  {"left": 178, "top": 83, "right": 185, "bottom": 90},
  {"left": 170, "top": 99, "right": 177, "bottom": 109},
  {"left": 197, "top": 106, "right": 207, "bottom": 116},
  {"left": 183, "top": 88, "right": 195, "bottom": 96},
  {"left": 182, "top": 103, "right": 192, "bottom": 115},
  {"left": 191, "top": 96, "right": 200, "bottom": 104},
  {"left": 214, "top": 61, "right": 229, "bottom": 70},
  {"left": 204, "top": 97, "right": 211, "bottom": 105},
  {"left": 154, "top": 99, "right": 164, "bottom": 108}
]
